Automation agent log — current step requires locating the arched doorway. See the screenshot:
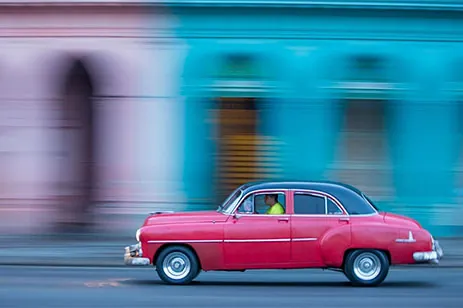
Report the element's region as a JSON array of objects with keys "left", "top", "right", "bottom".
[{"left": 57, "top": 59, "right": 96, "bottom": 233}]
